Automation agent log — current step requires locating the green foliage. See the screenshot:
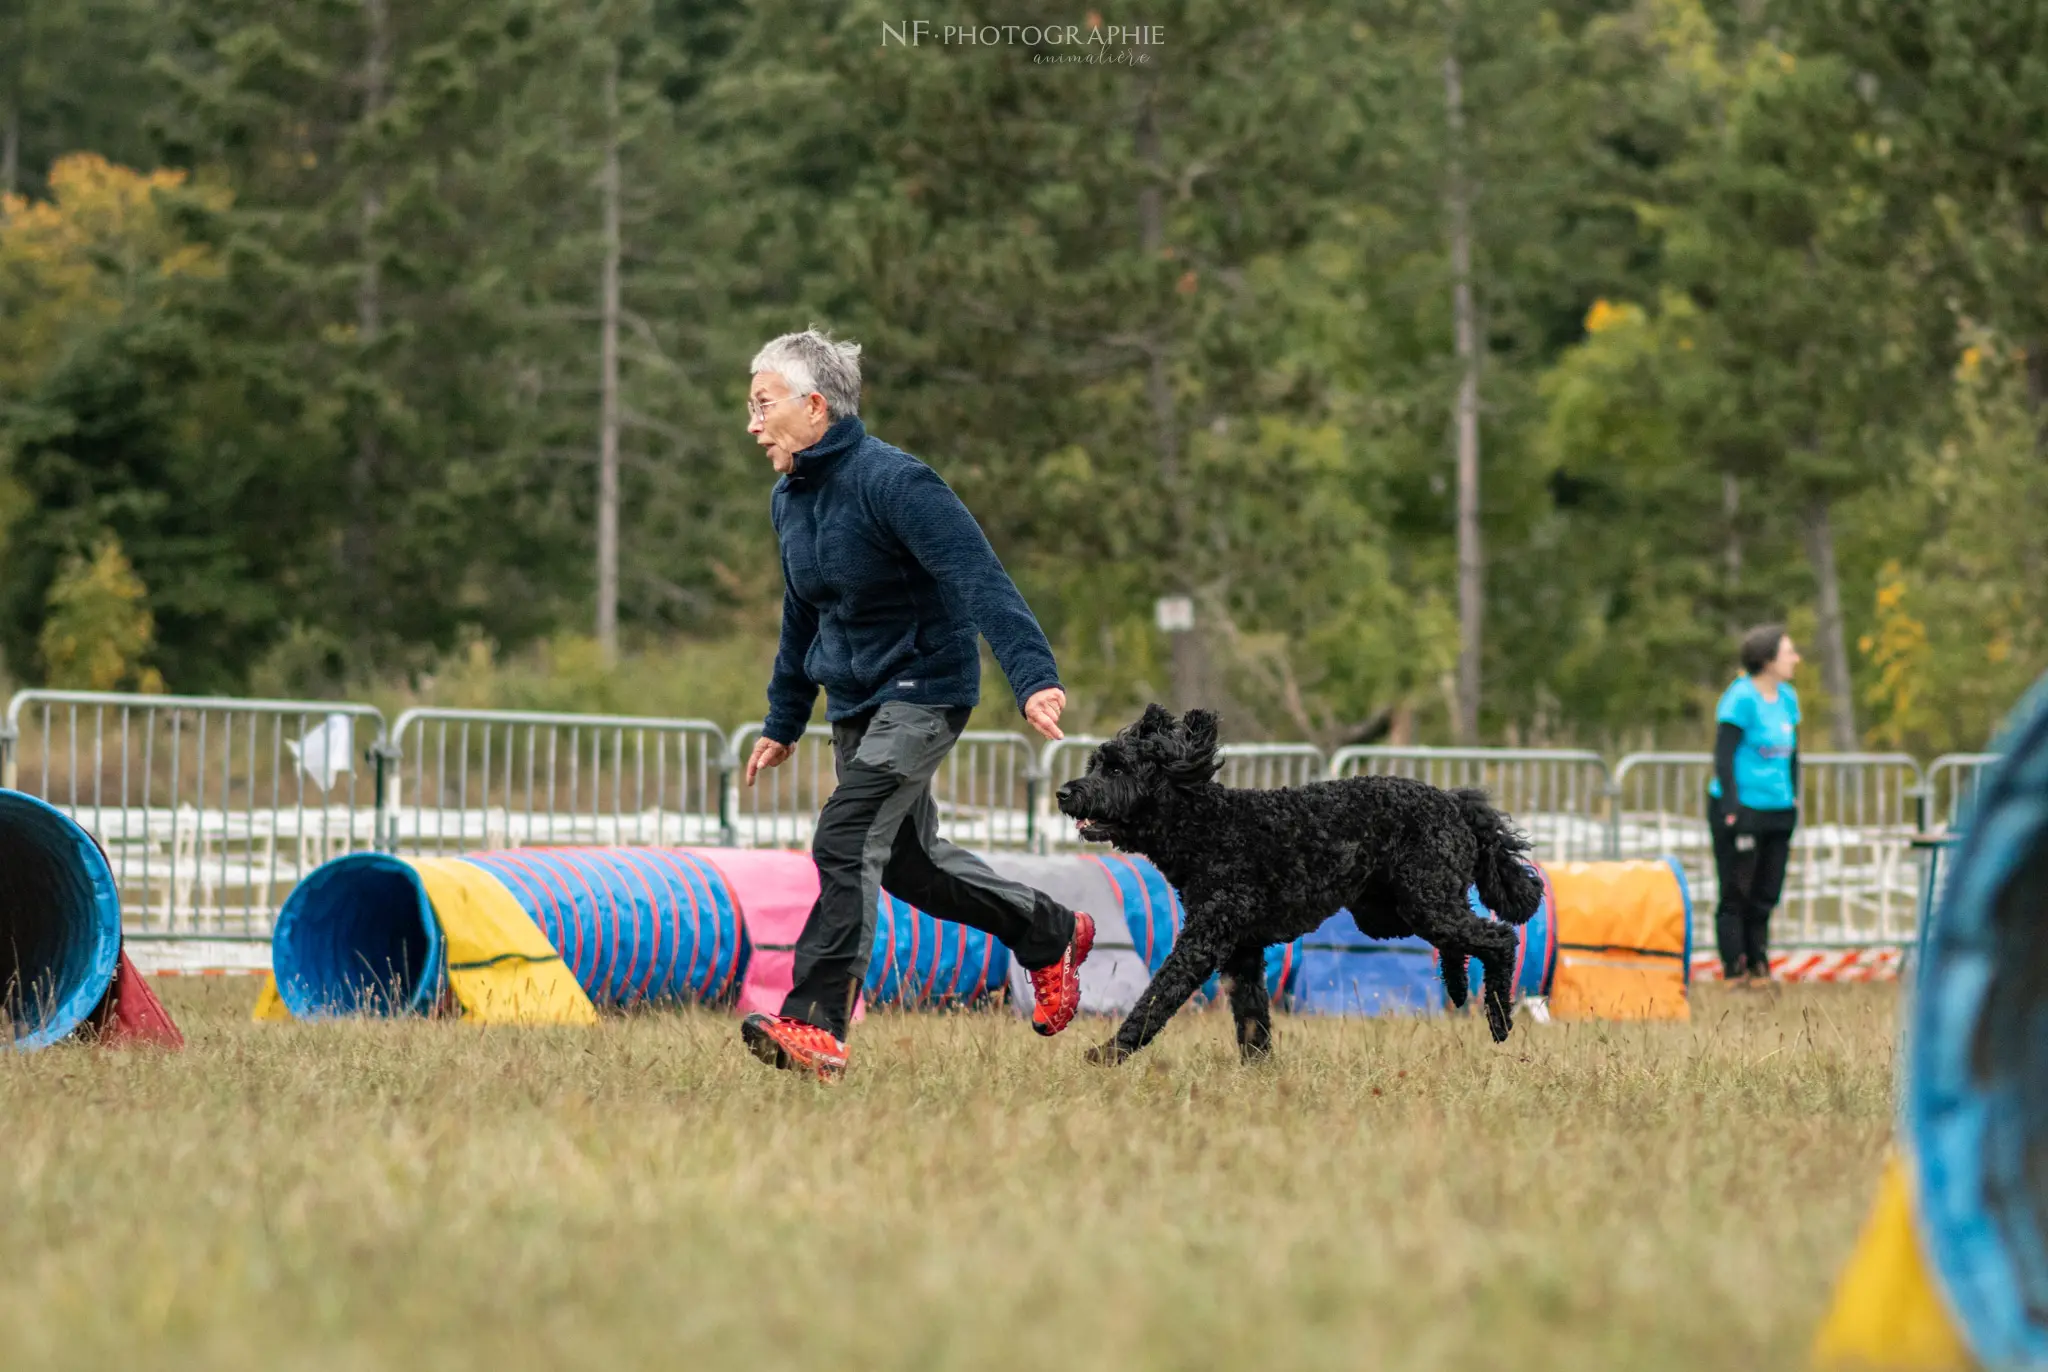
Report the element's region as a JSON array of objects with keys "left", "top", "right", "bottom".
[
  {"left": 37, "top": 534, "right": 165, "bottom": 691},
  {"left": 1857, "top": 334, "right": 2048, "bottom": 753},
  {"left": 0, "top": 0, "right": 2043, "bottom": 742}
]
